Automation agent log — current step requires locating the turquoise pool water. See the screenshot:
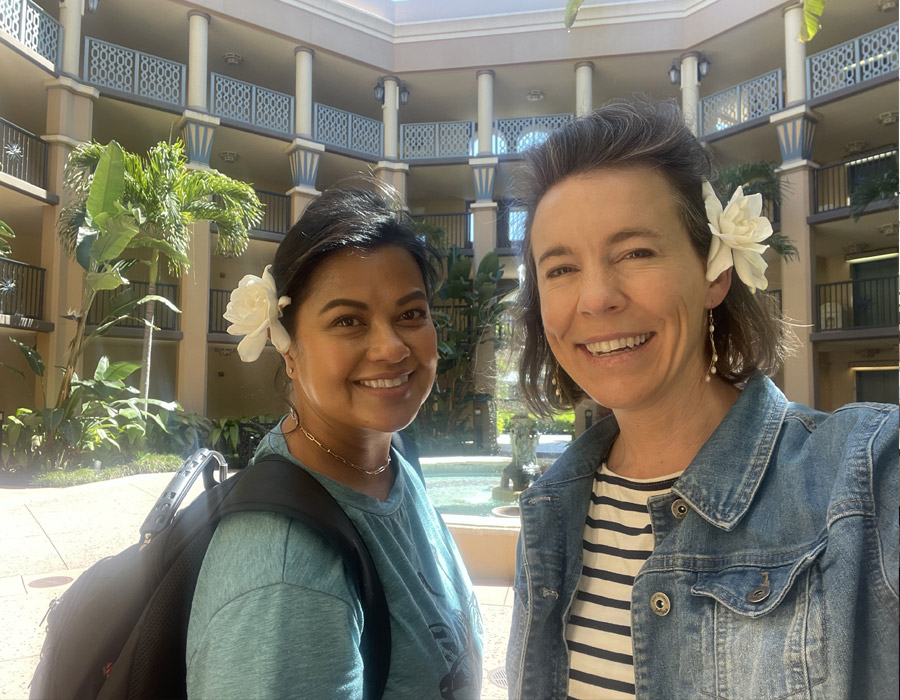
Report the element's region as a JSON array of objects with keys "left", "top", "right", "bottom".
[{"left": 424, "top": 470, "right": 515, "bottom": 517}]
